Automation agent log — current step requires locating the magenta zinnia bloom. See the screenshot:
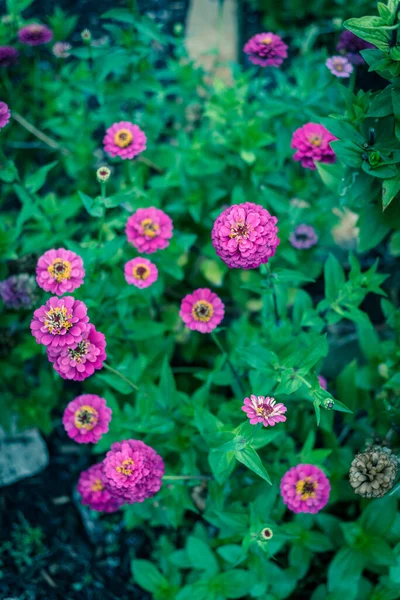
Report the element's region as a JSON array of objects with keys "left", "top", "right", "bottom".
[
  {"left": 126, "top": 207, "right": 173, "bottom": 254},
  {"left": 289, "top": 224, "right": 318, "bottom": 249},
  {"left": 242, "top": 395, "right": 287, "bottom": 427},
  {"left": 102, "top": 439, "right": 164, "bottom": 503},
  {"left": 180, "top": 288, "right": 224, "bottom": 334},
  {"left": 337, "top": 30, "right": 374, "bottom": 65},
  {"left": 18, "top": 24, "right": 53, "bottom": 46},
  {"left": 77, "top": 463, "right": 124, "bottom": 513},
  {"left": 30, "top": 296, "right": 90, "bottom": 350},
  {"left": 103, "top": 121, "right": 146, "bottom": 160},
  {"left": 47, "top": 324, "right": 106, "bottom": 381},
  {"left": 124, "top": 257, "right": 158, "bottom": 289},
  {"left": 0, "top": 102, "right": 10, "bottom": 129},
  {"left": 280, "top": 464, "right": 331, "bottom": 514},
  {"left": 36, "top": 248, "right": 85, "bottom": 295},
  {"left": 0, "top": 46, "right": 19, "bottom": 67},
  {"left": 291, "top": 123, "right": 337, "bottom": 170},
  {"left": 318, "top": 375, "right": 327, "bottom": 390},
  {"left": 62, "top": 394, "right": 112, "bottom": 444},
  {"left": 326, "top": 55, "right": 353, "bottom": 78},
  {"left": 243, "top": 32, "right": 288, "bottom": 68},
  {"left": 212, "top": 202, "right": 279, "bottom": 269}
]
